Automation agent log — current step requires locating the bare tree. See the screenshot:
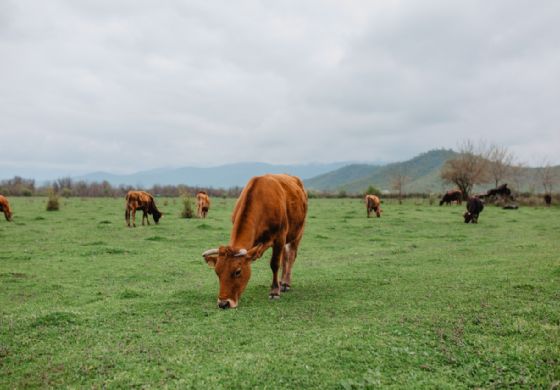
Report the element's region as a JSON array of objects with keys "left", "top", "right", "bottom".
[
  {"left": 487, "top": 144, "right": 514, "bottom": 188},
  {"left": 537, "top": 160, "right": 557, "bottom": 195},
  {"left": 508, "top": 162, "right": 526, "bottom": 193},
  {"left": 440, "top": 140, "right": 490, "bottom": 199},
  {"left": 390, "top": 168, "right": 410, "bottom": 204}
]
